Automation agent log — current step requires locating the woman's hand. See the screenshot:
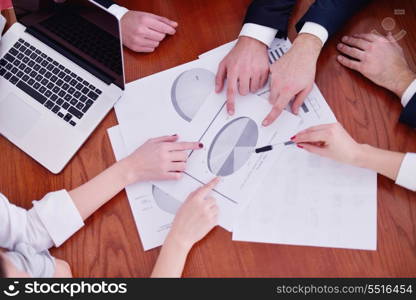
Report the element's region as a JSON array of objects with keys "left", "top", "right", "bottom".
[
  {"left": 122, "top": 135, "right": 202, "bottom": 184},
  {"left": 292, "top": 123, "right": 407, "bottom": 183},
  {"left": 168, "top": 177, "right": 220, "bottom": 250},
  {"left": 151, "top": 178, "right": 220, "bottom": 277},
  {"left": 292, "top": 123, "right": 363, "bottom": 166}
]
